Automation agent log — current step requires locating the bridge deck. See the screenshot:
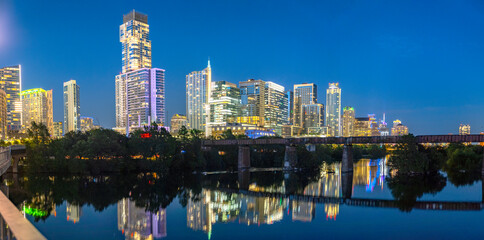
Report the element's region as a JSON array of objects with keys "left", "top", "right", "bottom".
[{"left": 203, "top": 134, "right": 484, "bottom": 146}]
